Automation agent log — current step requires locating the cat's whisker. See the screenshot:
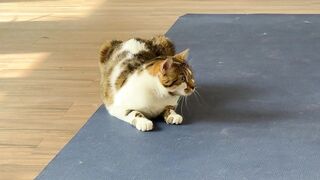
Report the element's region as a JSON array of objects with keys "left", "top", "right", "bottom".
[
  {"left": 194, "top": 89, "right": 205, "bottom": 105},
  {"left": 180, "top": 97, "right": 184, "bottom": 116},
  {"left": 195, "top": 89, "right": 205, "bottom": 106},
  {"left": 182, "top": 96, "right": 186, "bottom": 109},
  {"left": 177, "top": 96, "right": 182, "bottom": 104},
  {"left": 195, "top": 91, "right": 202, "bottom": 104},
  {"left": 192, "top": 92, "right": 201, "bottom": 105},
  {"left": 177, "top": 96, "right": 183, "bottom": 116},
  {"left": 185, "top": 96, "right": 190, "bottom": 110}
]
